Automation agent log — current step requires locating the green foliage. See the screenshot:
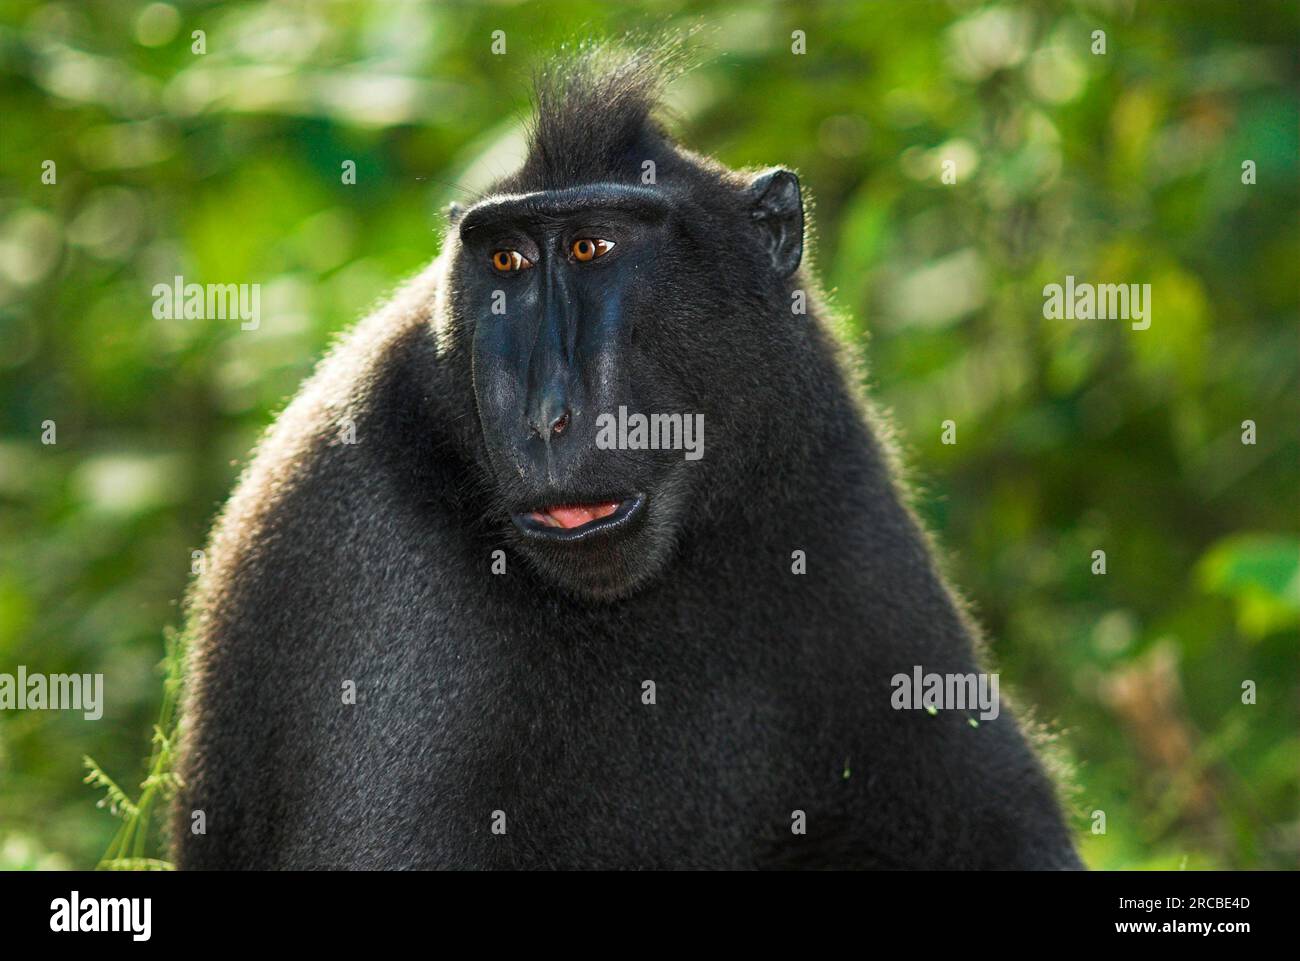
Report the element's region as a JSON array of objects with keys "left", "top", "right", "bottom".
[
  {"left": 1198, "top": 535, "right": 1300, "bottom": 637},
  {"left": 0, "top": 0, "right": 1296, "bottom": 870},
  {"left": 82, "top": 627, "right": 182, "bottom": 870}
]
